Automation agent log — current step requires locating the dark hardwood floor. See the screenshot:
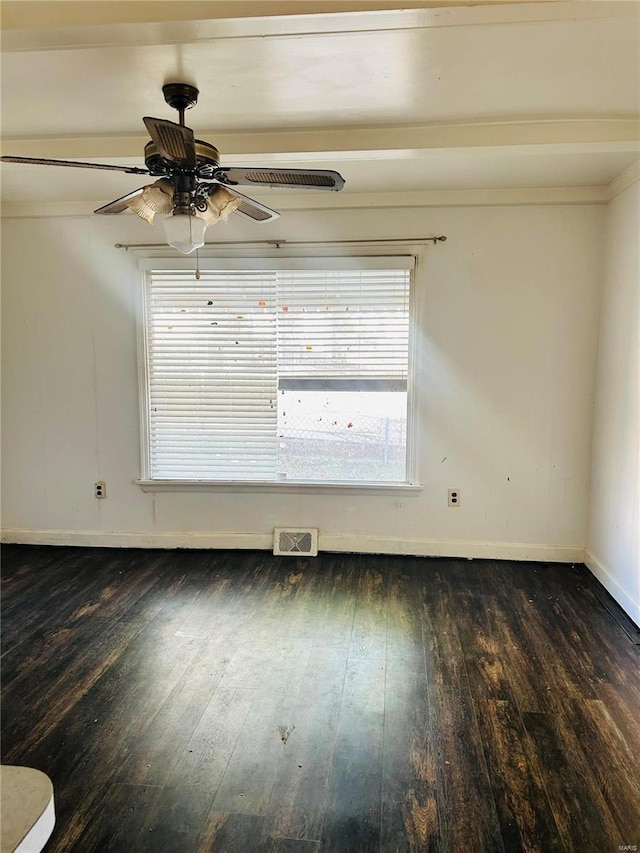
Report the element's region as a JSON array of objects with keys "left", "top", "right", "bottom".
[{"left": 1, "top": 545, "right": 639, "bottom": 852}]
